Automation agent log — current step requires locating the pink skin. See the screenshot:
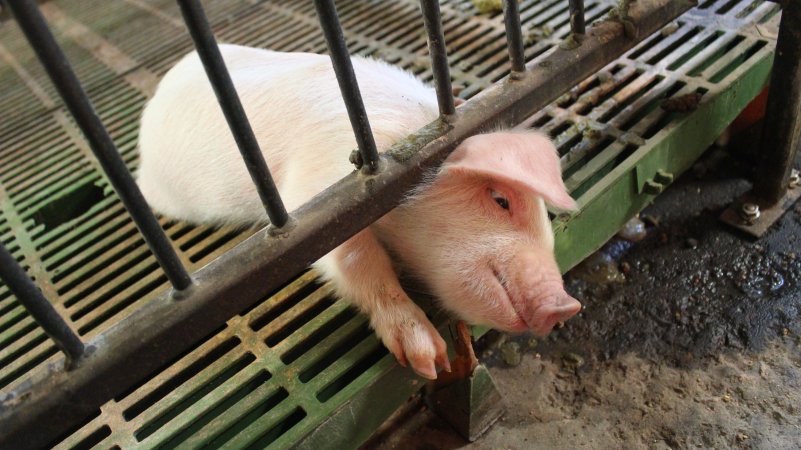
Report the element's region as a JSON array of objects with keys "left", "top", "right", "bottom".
[
  {"left": 355, "top": 130, "right": 582, "bottom": 379},
  {"left": 327, "top": 230, "right": 451, "bottom": 380},
  {"left": 137, "top": 46, "right": 573, "bottom": 380}
]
